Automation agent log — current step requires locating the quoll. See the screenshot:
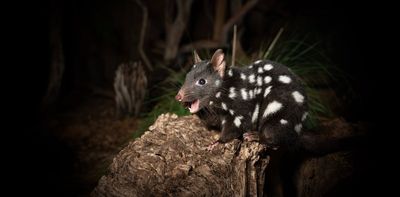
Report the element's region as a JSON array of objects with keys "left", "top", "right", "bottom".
[{"left": 175, "top": 49, "right": 308, "bottom": 150}]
